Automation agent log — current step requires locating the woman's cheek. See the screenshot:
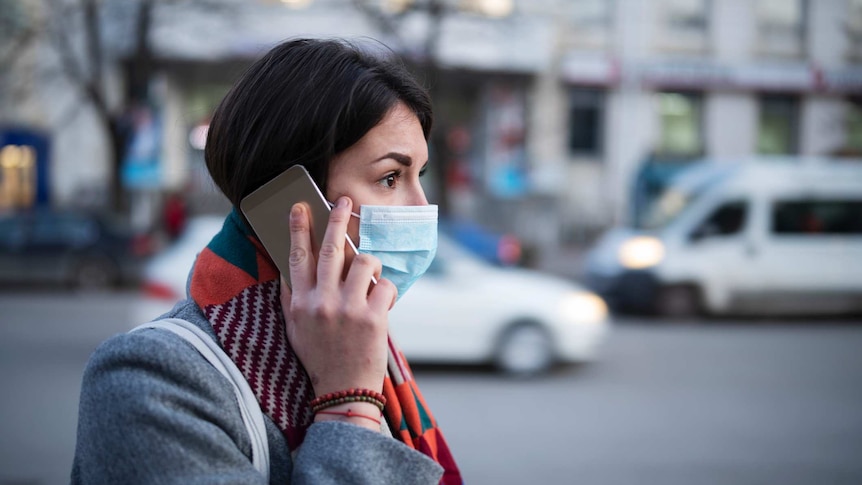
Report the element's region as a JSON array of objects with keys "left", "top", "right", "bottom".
[
  {"left": 341, "top": 216, "right": 360, "bottom": 278},
  {"left": 347, "top": 215, "right": 361, "bottom": 247}
]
